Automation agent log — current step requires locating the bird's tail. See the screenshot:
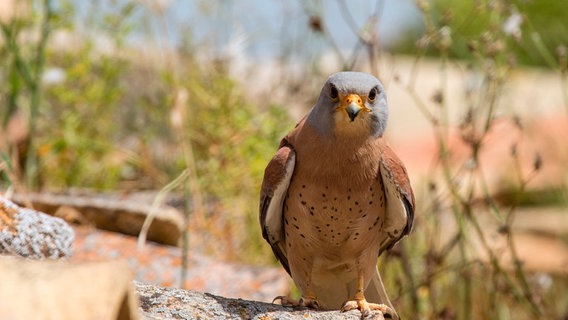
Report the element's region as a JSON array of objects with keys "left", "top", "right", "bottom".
[{"left": 365, "top": 267, "right": 399, "bottom": 320}]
